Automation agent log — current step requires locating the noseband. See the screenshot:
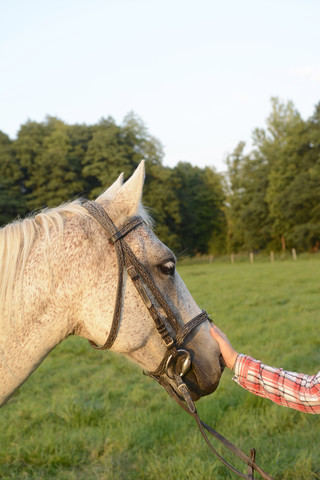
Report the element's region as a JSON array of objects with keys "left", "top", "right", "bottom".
[{"left": 83, "top": 201, "right": 274, "bottom": 480}]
